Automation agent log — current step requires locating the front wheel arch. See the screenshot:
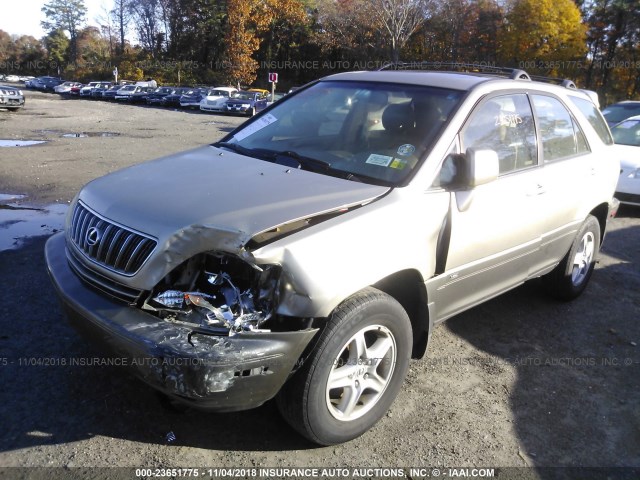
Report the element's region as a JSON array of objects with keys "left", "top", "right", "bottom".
[
  {"left": 374, "top": 269, "right": 431, "bottom": 359},
  {"left": 276, "top": 287, "right": 412, "bottom": 445}
]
